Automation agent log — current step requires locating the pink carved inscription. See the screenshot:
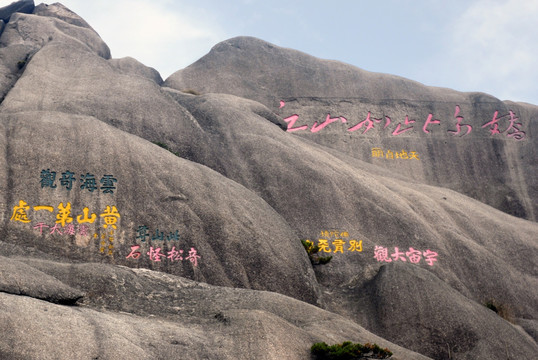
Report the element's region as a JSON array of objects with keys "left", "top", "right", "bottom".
[
  {"left": 374, "top": 246, "right": 438, "bottom": 266},
  {"left": 279, "top": 102, "right": 526, "bottom": 140}
]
